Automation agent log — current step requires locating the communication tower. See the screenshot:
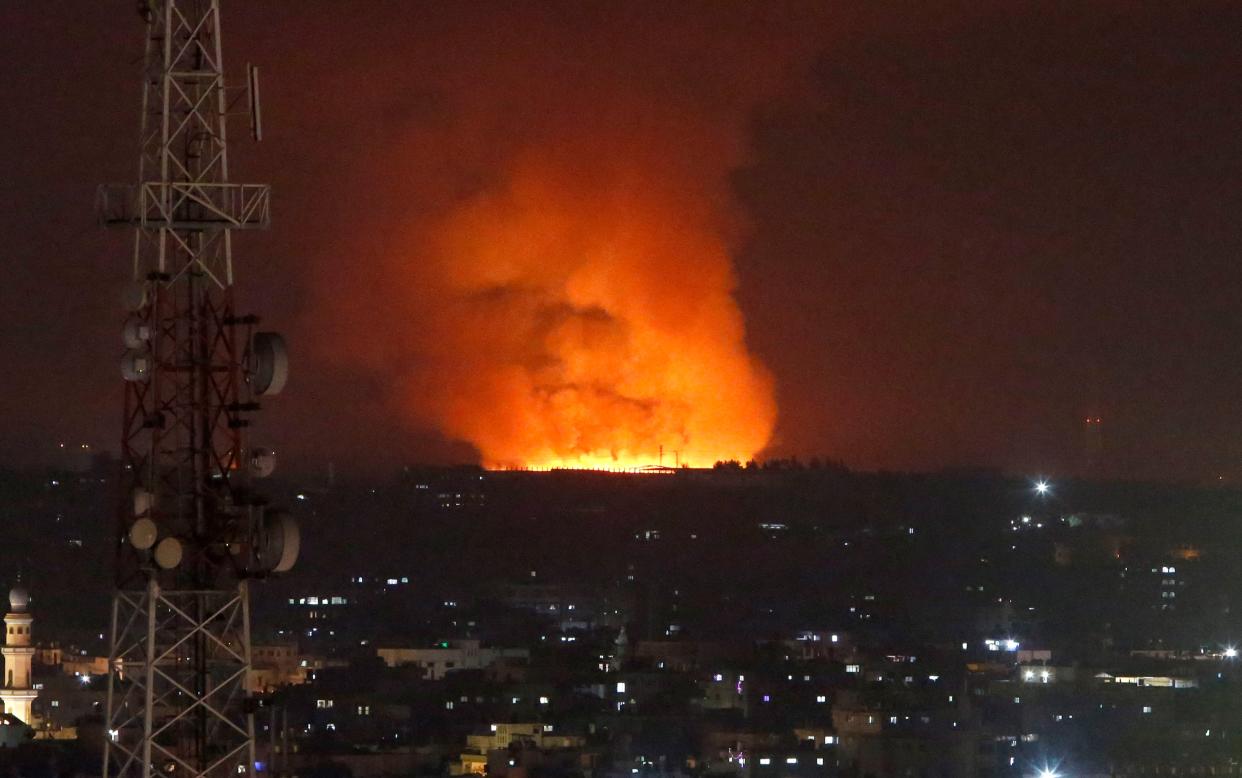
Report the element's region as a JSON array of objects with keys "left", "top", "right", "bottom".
[{"left": 97, "top": 4, "right": 298, "bottom": 778}]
